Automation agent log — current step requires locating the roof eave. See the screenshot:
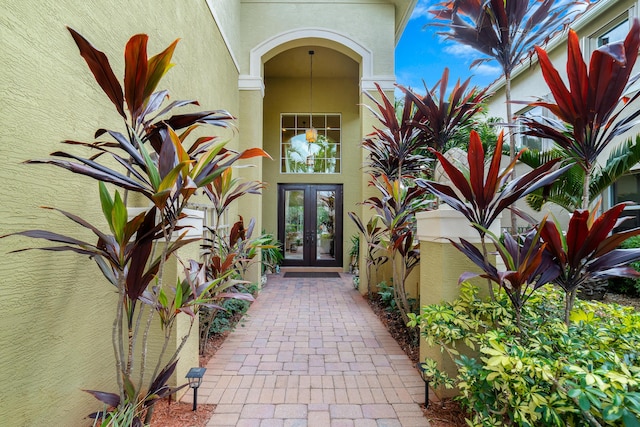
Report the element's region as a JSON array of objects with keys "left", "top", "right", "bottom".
[{"left": 394, "top": 0, "right": 418, "bottom": 45}]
